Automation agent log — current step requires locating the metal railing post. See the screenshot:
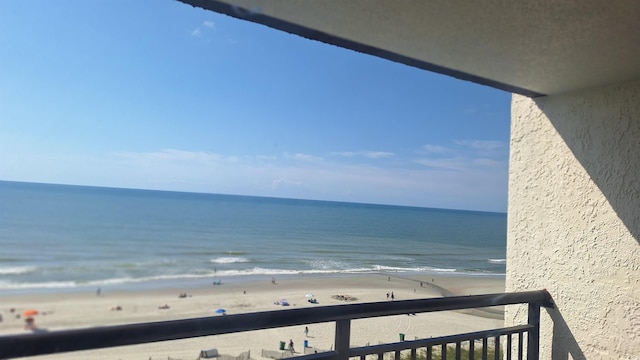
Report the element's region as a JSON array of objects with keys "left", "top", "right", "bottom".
[
  {"left": 335, "top": 319, "right": 351, "bottom": 360},
  {"left": 527, "top": 303, "right": 541, "bottom": 360}
]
